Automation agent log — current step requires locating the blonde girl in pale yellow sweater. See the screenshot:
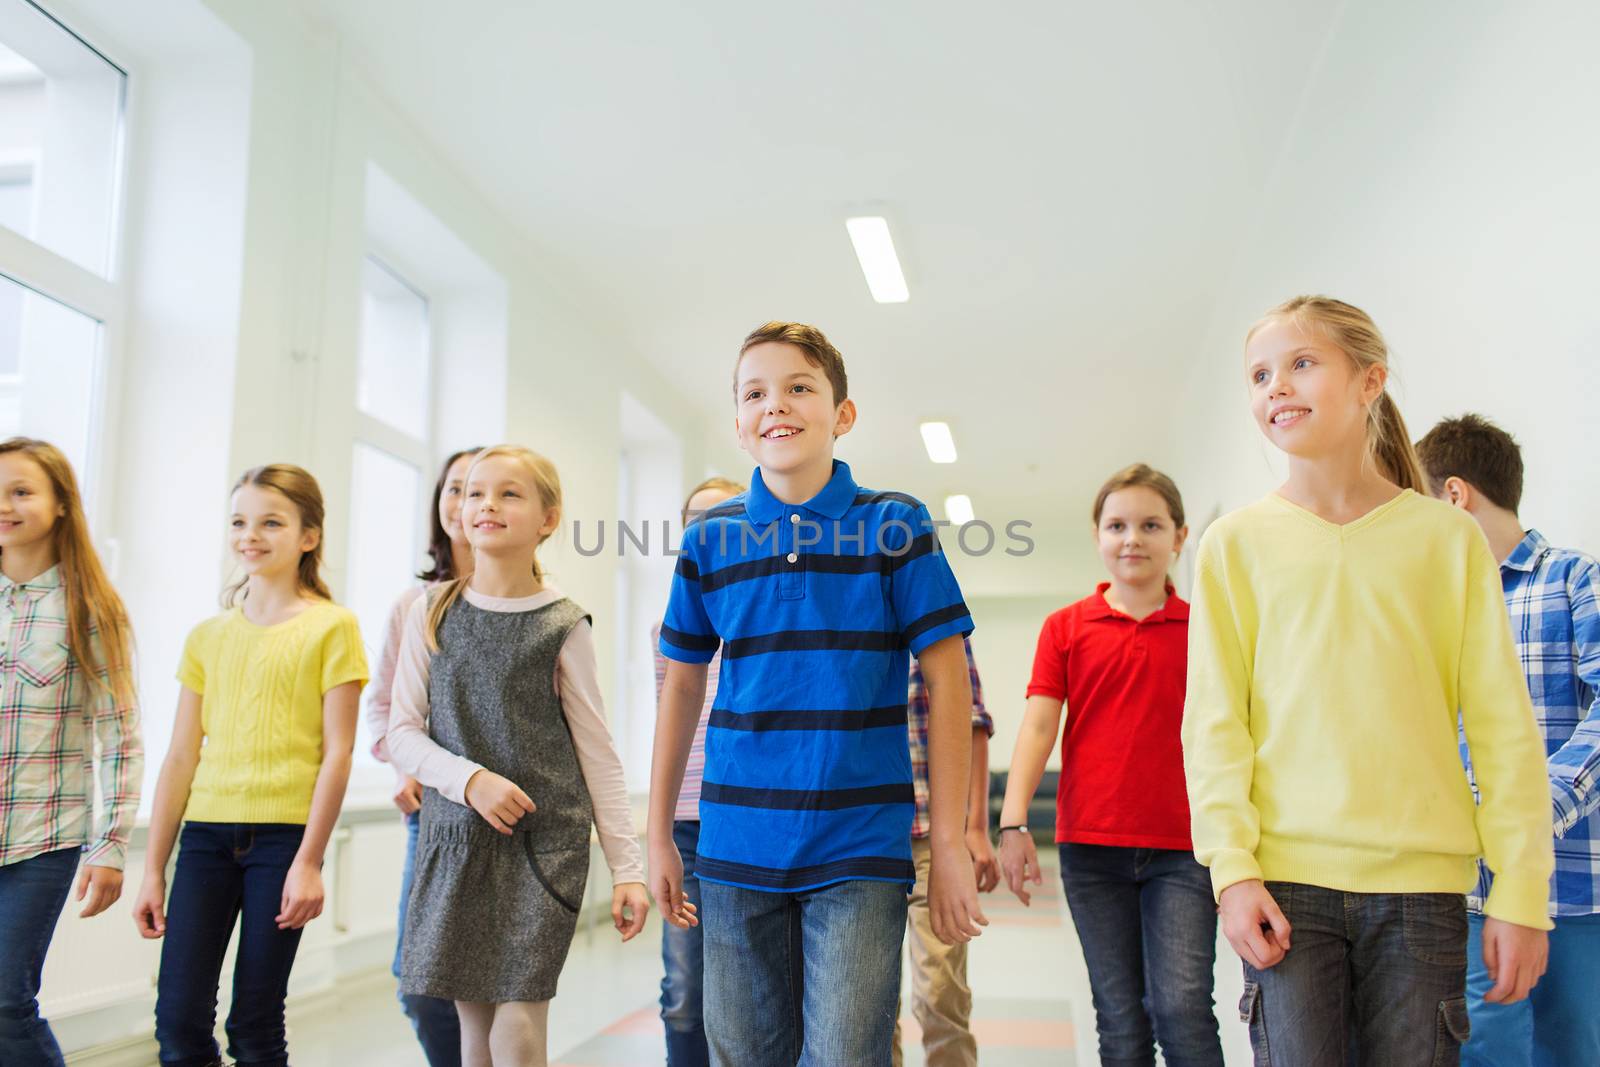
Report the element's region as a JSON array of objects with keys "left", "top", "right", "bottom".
[
  {"left": 1182, "top": 296, "right": 1552, "bottom": 1066},
  {"left": 132, "top": 464, "right": 368, "bottom": 1067}
]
